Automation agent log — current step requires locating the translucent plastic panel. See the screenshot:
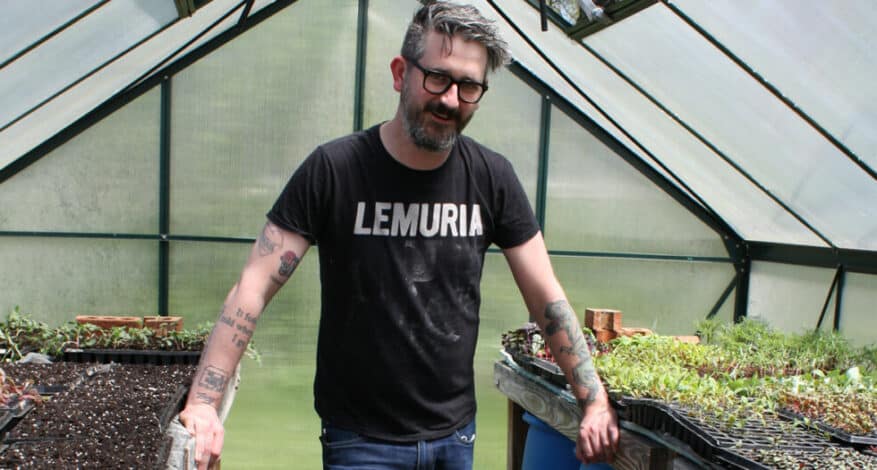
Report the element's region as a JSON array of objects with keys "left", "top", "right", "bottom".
[
  {"left": 545, "top": 105, "right": 727, "bottom": 256},
  {"left": 169, "top": 241, "right": 323, "bottom": 468},
  {"left": 0, "top": 0, "right": 102, "bottom": 65},
  {"left": 838, "top": 273, "right": 877, "bottom": 347},
  {"left": 552, "top": 255, "right": 736, "bottom": 335},
  {"left": 674, "top": 0, "right": 877, "bottom": 171},
  {"left": 463, "top": 72, "right": 542, "bottom": 205},
  {"left": 142, "top": 0, "right": 289, "bottom": 91},
  {"left": 0, "top": 0, "right": 178, "bottom": 128},
  {"left": 0, "top": 88, "right": 160, "bottom": 233},
  {"left": 0, "top": 238, "right": 157, "bottom": 325},
  {"left": 483, "top": 0, "right": 823, "bottom": 247},
  {"left": 170, "top": 0, "right": 358, "bottom": 237},
  {"left": 586, "top": 5, "right": 877, "bottom": 250},
  {"left": 477, "top": 252, "right": 538, "bottom": 469},
  {"left": 747, "top": 262, "right": 836, "bottom": 335},
  {"left": 363, "top": 0, "right": 420, "bottom": 128},
  {"left": 0, "top": 0, "right": 246, "bottom": 171}
]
